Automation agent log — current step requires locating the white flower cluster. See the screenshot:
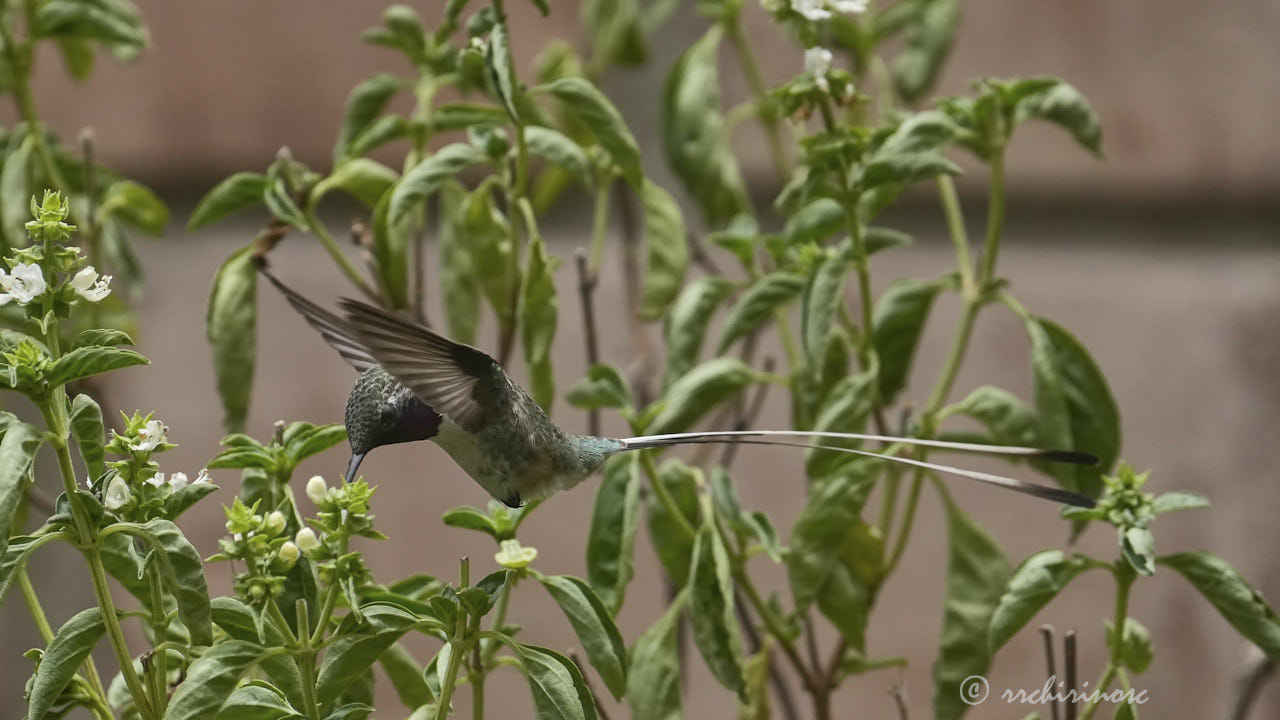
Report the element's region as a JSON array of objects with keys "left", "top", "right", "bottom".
[
  {"left": 130, "top": 419, "right": 168, "bottom": 453},
  {"left": 792, "top": 0, "right": 867, "bottom": 22},
  {"left": 805, "top": 47, "right": 835, "bottom": 93},
  {"left": 105, "top": 468, "right": 211, "bottom": 510},
  {"left": 0, "top": 263, "right": 111, "bottom": 306}
]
